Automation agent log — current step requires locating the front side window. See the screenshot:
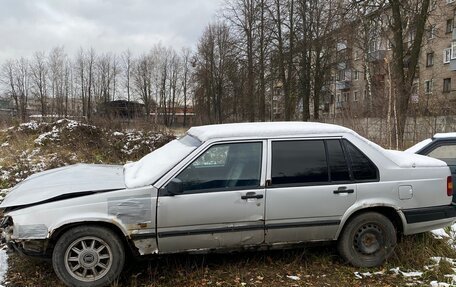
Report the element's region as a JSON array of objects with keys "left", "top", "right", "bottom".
[
  {"left": 175, "top": 142, "right": 262, "bottom": 193},
  {"left": 271, "top": 140, "right": 328, "bottom": 185}
]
